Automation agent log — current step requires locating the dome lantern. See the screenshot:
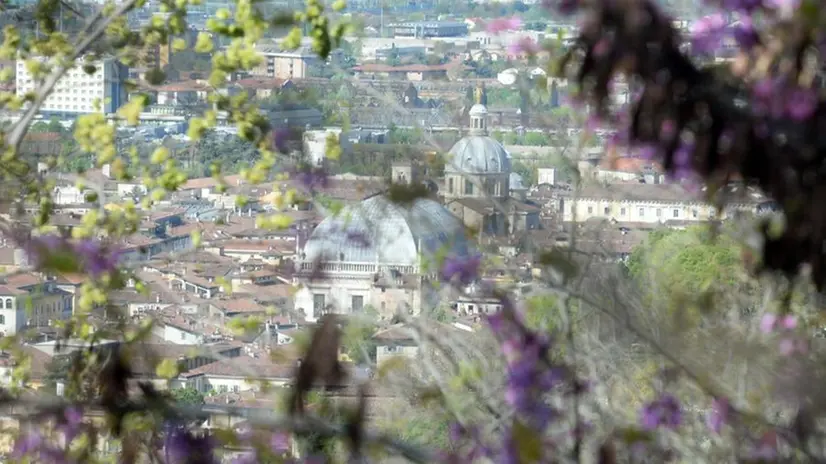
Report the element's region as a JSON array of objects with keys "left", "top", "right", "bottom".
[{"left": 468, "top": 103, "right": 488, "bottom": 136}]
